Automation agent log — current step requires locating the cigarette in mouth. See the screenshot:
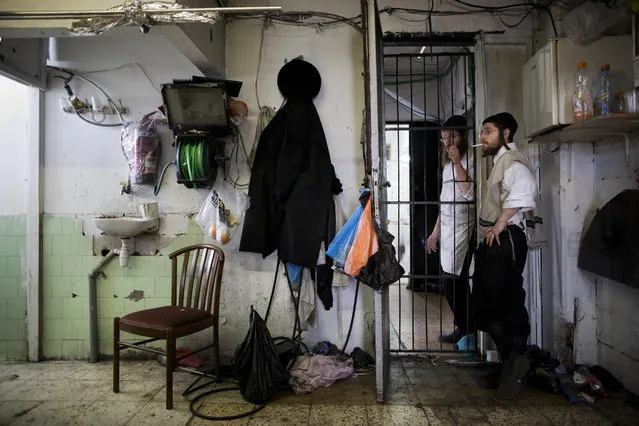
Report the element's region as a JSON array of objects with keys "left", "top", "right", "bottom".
[{"left": 472, "top": 143, "right": 482, "bottom": 148}]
